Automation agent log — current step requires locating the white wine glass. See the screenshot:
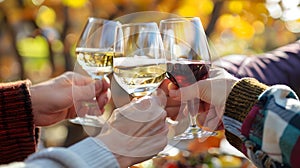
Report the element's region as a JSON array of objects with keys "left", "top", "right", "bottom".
[
  {"left": 70, "top": 17, "right": 120, "bottom": 127},
  {"left": 160, "top": 17, "right": 216, "bottom": 140},
  {"left": 113, "top": 22, "right": 166, "bottom": 98}
]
